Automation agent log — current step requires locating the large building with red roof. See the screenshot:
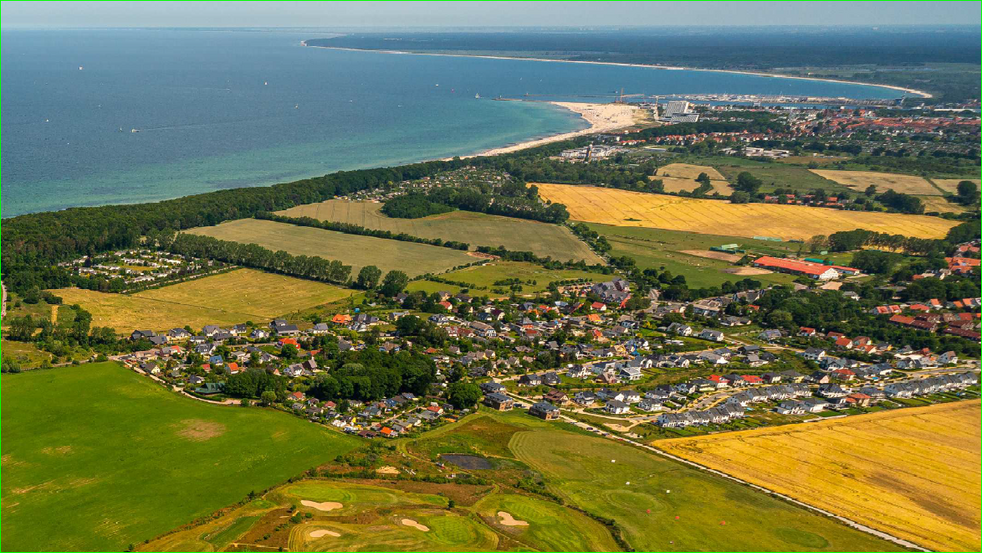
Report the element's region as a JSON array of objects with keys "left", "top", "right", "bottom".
[{"left": 752, "top": 256, "right": 857, "bottom": 280}]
